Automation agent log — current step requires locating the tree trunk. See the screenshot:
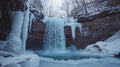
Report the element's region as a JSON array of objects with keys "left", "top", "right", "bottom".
[{"left": 81, "top": 0, "right": 88, "bottom": 15}]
